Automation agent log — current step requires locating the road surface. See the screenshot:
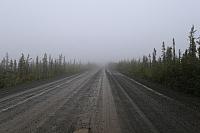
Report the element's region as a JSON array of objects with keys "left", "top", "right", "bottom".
[{"left": 0, "top": 69, "right": 199, "bottom": 133}]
